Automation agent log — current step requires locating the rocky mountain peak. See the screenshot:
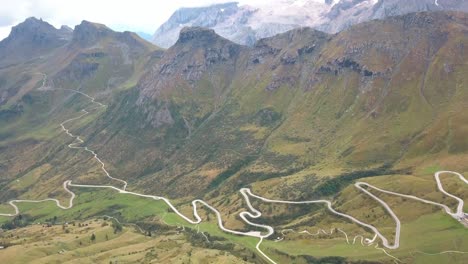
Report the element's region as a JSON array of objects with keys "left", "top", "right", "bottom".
[
  {"left": 176, "top": 26, "right": 223, "bottom": 45},
  {"left": 138, "top": 26, "right": 244, "bottom": 103},
  {"left": 0, "top": 17, "right": 70, "bottom": 63},
  {"left": 250, "top": 27, "right": 328, "bottom": 66},
  {"left": 59, "top": 25, "right": 73, "bottom": 33},
  {"left": 170, "top": 26, "right": 243, "bottom": 63},
  {"left": 72, "top": 20, "right": 114, "bottom": 46},
  {"left": 11, "top": 17, "right": 51, "bottom": 33},
  {"left": 5, "top": 17, "right": 70, "bottom": 42}
]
